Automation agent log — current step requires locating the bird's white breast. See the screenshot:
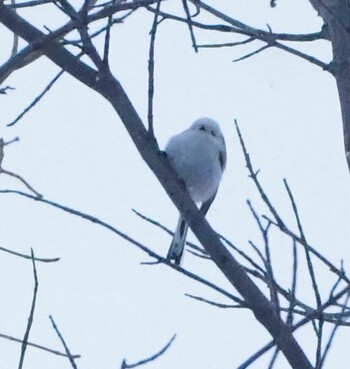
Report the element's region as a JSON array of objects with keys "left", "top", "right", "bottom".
[{"left": 166, "top": 129, "right": 223, "bottom": 203}]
